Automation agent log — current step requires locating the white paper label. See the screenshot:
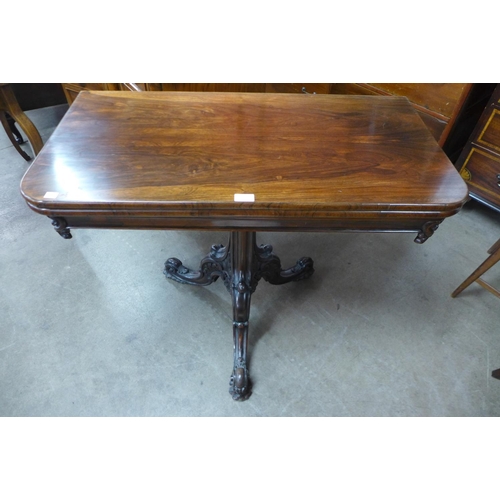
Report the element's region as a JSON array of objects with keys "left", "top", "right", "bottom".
[
  {"left": 43, "top": 192, "right": 59, "bottom": 199},
  {"left": 234, "top": 193, "right": 255, "bottom": 202}
]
